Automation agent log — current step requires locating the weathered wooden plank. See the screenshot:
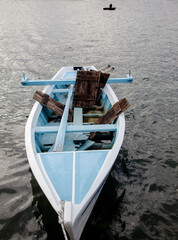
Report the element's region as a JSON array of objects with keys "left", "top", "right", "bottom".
[
  {"left": 96, "top": 72, "right": 110, "bottom": 100},
  {"left": 90, "top": 98, "right": 130, "bottom": 139},
  {"left": 33, "top": 91, "right": 63, "bottom": 116},
  {"left": 33, "top": 91, "right": 73, "bottom": 122},
  {"left": 73, "top": 70, "right": 101, "bottom": 108}
]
